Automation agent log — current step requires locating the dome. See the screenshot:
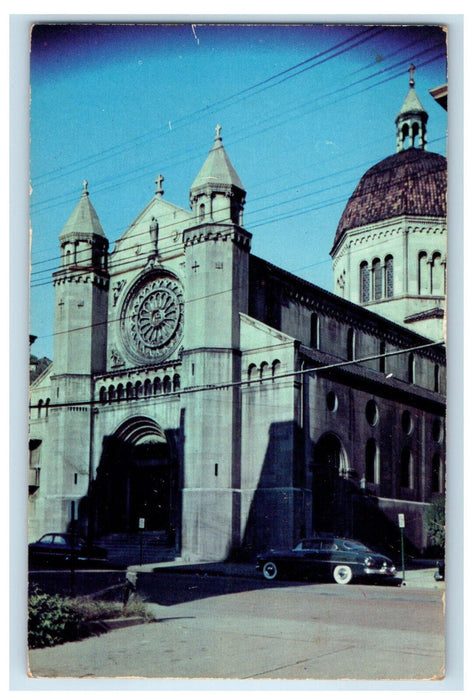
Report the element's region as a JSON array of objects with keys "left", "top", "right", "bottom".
[{"left": 332, "top": 148, "right": 446, "bottom": 251}]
